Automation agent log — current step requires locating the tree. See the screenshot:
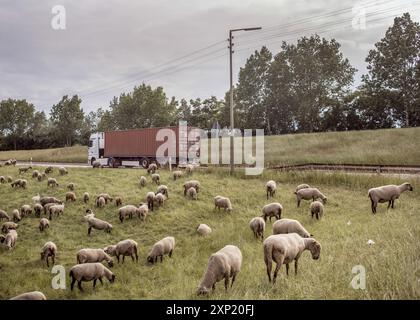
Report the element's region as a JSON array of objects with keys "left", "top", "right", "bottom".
[{"left": 50, "top": 95, "right": 84, "bottom": 146}]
